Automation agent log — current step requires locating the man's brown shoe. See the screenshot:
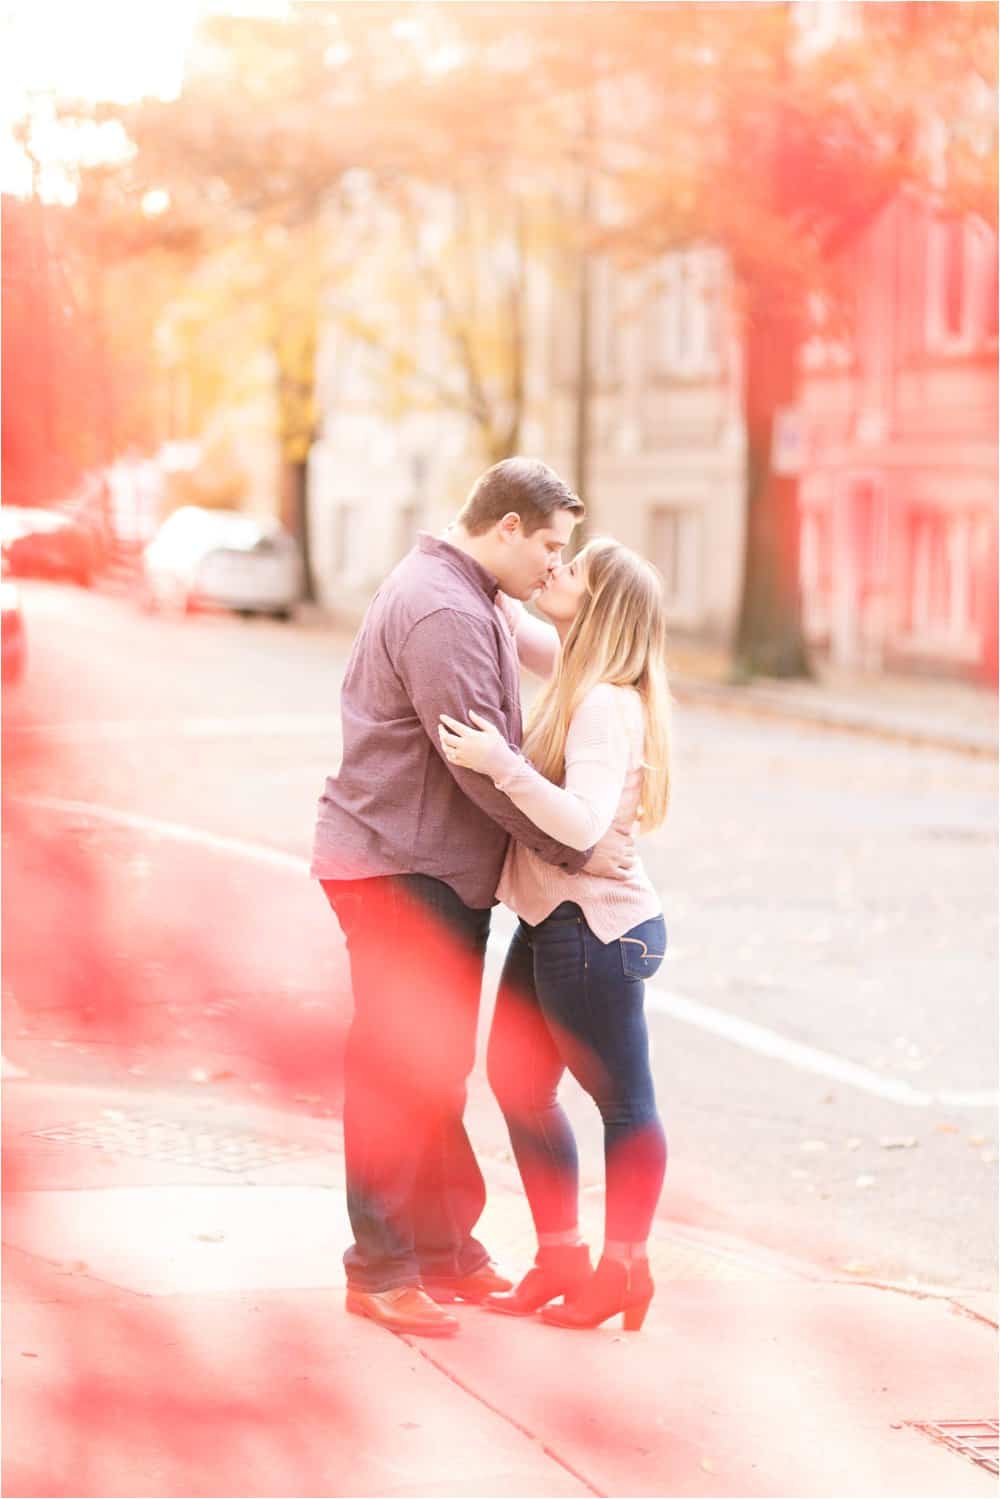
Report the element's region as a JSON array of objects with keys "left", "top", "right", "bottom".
[
  {"left": 345, "top": 1285, "right": 459, "bottom": 1336},
  {"left": 424, "top": 1262, "right": 514, "bottom": 1304}
]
